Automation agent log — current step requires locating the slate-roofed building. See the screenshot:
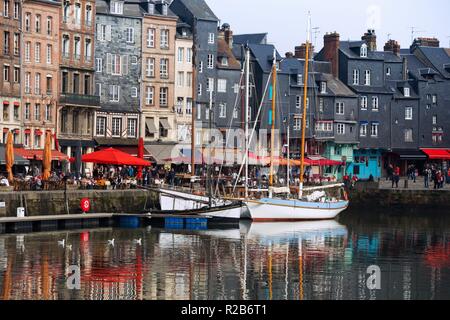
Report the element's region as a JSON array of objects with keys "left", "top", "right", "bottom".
[{"left": 94, "top": 0, "right": 142, "bottom": 152}]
